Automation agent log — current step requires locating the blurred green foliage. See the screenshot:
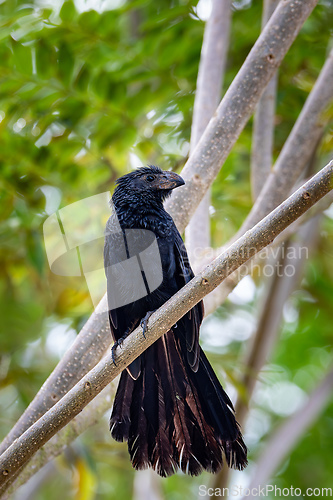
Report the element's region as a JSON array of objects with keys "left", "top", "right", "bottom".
[{"left": 0, "top": 0, "right": 332, "bottom": 499}]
